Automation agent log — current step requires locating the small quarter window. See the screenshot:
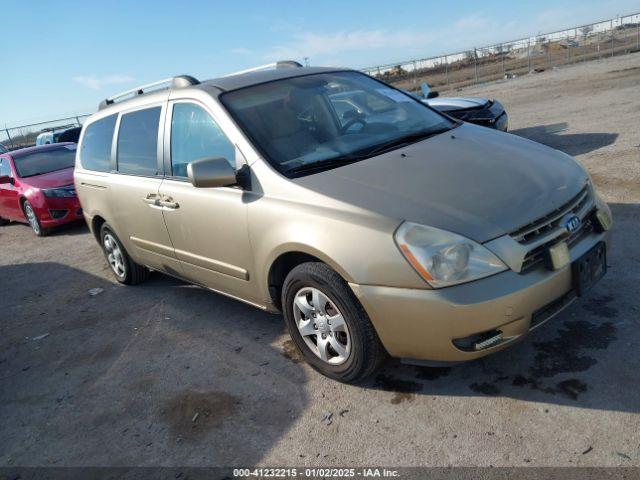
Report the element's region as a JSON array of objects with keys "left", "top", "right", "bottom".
[
  {"left": 117, "top": 107, "right": 161, "bottom": 176},
  {"left": 79, "top": 114, "right": 117, "bottom": 172},
  {"left": 170, "top": 103, "right": 235, "bottom": 178},
  {"left": 0, "top": 158, "right": 12, "bottom": 177}
]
